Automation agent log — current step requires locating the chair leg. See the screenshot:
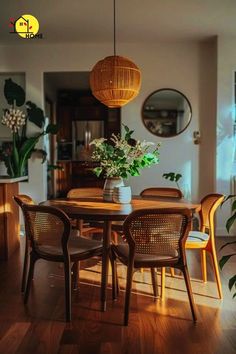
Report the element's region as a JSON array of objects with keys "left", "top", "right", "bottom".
[
  {"left": 110, "top": 252, "right": 118, "bottom": 300},
  {"left": 24, "top": 254, "right": 37, "bottom": 304},
  {"left": 64, "top": 260, "right": 72, "bottom": 322},
  {"left": 111, "top": 231, "right": 118, "bottom": 245},
  {"left": 182, "top": 265, "right": 197, "bottom": 322},
  {"left": 161, "top": 267, "right": 166, "bottom": 299},
  {"left": 151, "top": 268, "right": 158, "bottom": 298},
  {"left": 201, "top": 249, "right": 207, "bottom": 283},
  {"left": 21, "top": 240, "right": 29, "bottom": 293},
  {"left": 72, "top": 261, "right": 80, "bottom": 291},
  {"left": 170, "top": 267, "right": 175, "bottom": 277},
  {"left": 210, "top": 249, "right": 223, "bottom": 299},
  {"left": 124, "top": 264, "right": 134, "bottom": 326}
]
